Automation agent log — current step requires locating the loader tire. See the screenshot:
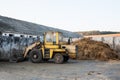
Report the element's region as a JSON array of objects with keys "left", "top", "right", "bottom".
[
  {"left": 29, "top": 49, "right": 42, "bottom": 63},
  {"left": 54, "top": 53, "right": 64, "bottom": 64}
]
